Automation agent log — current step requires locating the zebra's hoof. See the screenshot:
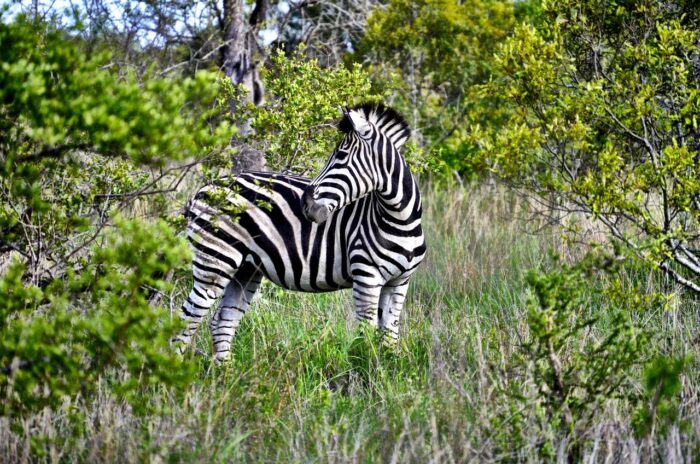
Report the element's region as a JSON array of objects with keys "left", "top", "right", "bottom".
[
  {"left": 379, "top": 331, "right": 399, "bottom": 351},
  {"left": 172, "top": 339, "right": 189, "bottom": 356},
  {"left": 212, "top": 353, "right": 231, "bottom": 365}
]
